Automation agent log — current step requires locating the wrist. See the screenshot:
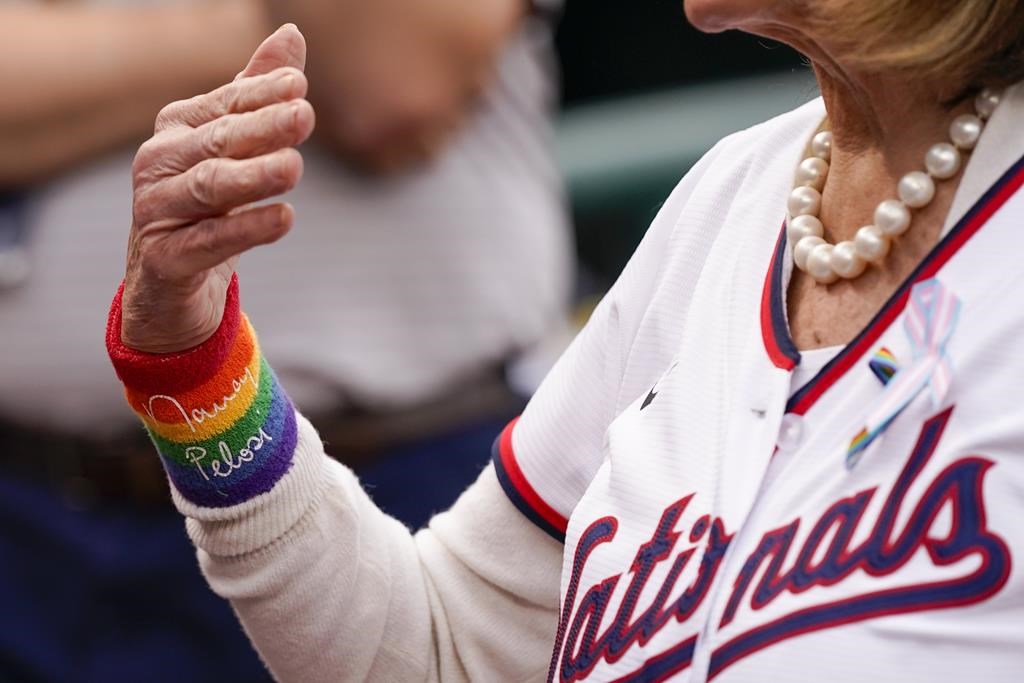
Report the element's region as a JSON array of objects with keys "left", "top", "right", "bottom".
[
  {"left": 109, "top": 275, "right": 242, "bottom": 394},
  {"left": 206, "top": 0, "right": 275, "bottom": 70},
  {"left": 119, "top": 274, "right": 227, "bottom": 355},
  {"left": 159, "top": 0, "right": 271, "bottom": 93},
  {"left": 107, "top": 275, "right": 299, "bottom": 507}
]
